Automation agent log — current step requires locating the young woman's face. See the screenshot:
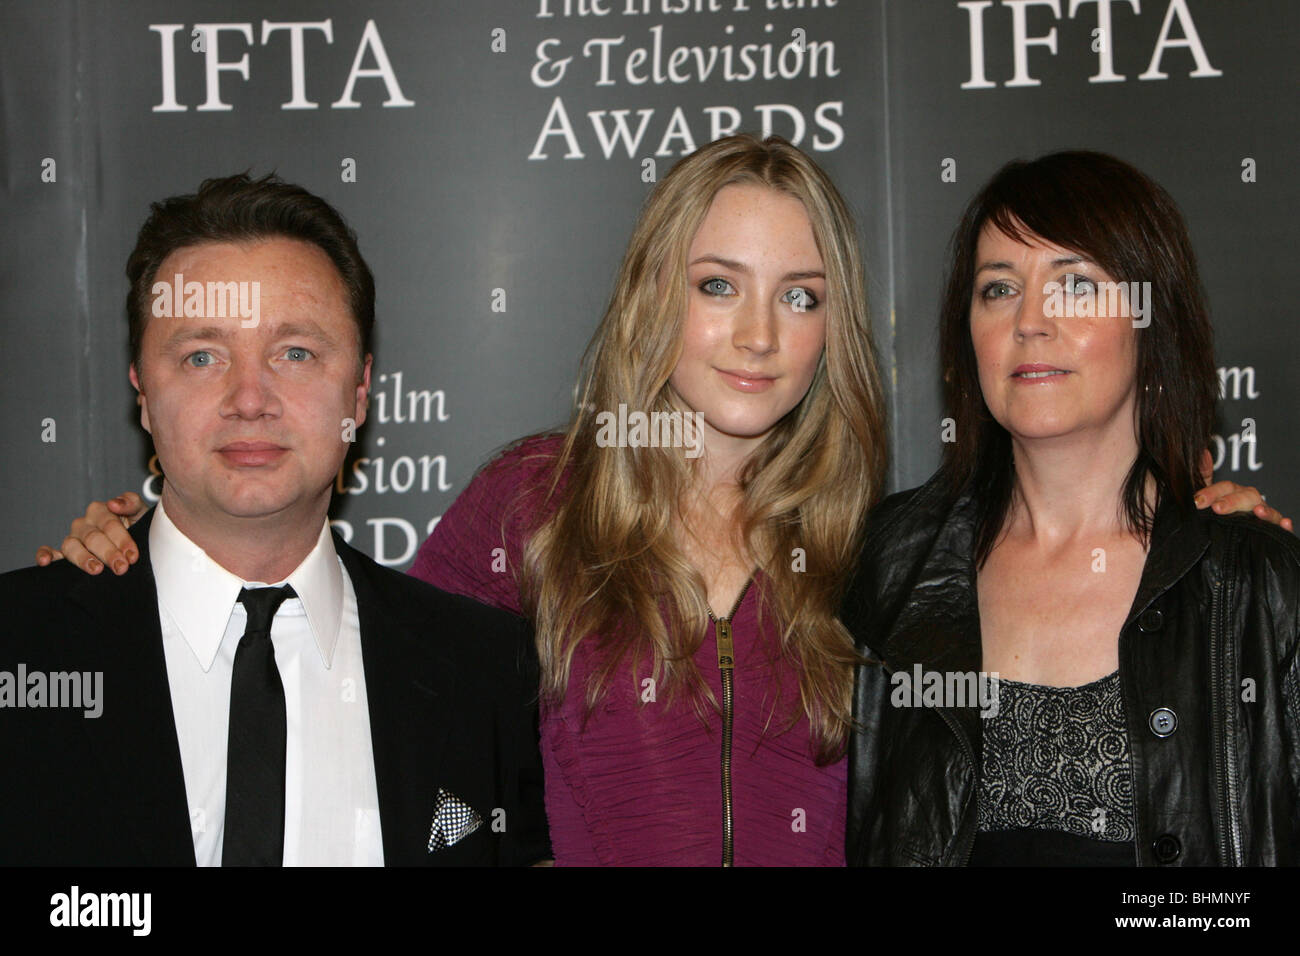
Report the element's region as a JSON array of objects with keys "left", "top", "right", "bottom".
[
  {"left": 969, "top": 223, "right": 1140, "bottom": 447},
  {"left": 668, "top": 184, "right": 828, "bottom": 456}
]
